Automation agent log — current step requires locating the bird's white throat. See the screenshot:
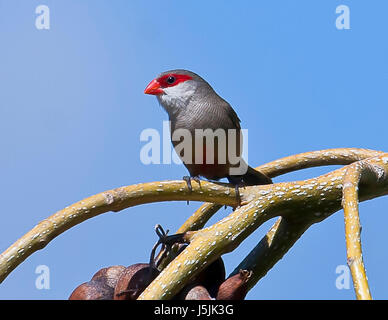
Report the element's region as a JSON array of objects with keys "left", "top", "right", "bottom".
[{"left": 157, "top": 81, "right": 196, "bottom": 115}]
